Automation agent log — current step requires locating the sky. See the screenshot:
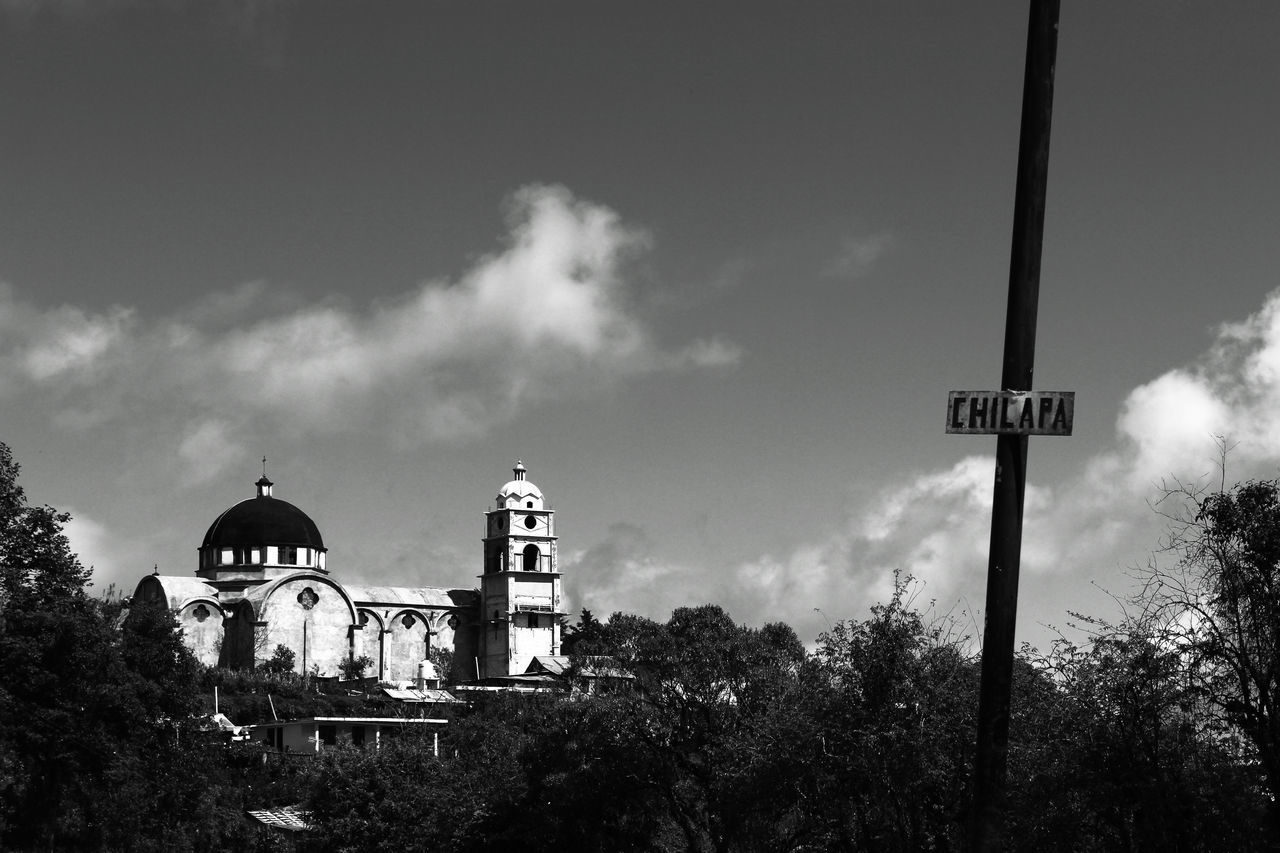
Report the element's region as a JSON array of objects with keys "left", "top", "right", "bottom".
[{"left": 3, "top": 0, "right": 1280, "bottom": 650}]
